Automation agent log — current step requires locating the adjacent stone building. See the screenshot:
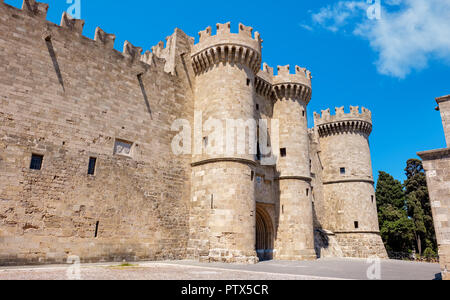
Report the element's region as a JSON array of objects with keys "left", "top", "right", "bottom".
[
  {"left": 418, "top": 95, "right": 450, "bottom": 280},
  {"left": 0, "top": 0, "right": 387, "bottom": 265}
]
